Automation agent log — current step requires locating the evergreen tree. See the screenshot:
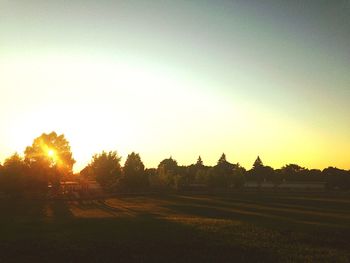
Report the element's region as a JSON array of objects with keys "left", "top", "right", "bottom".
[
  {"left": 250, "top": 156, "right": 265, "bottom": 189},
  {"left": 217, "top": 153, "right": 227, "bottom": 165},
  {"left": 122, "top": 152, "right": 148, "bottom": 191},
  {"left": 196, "top": 156, "right": 203, "bottom": 167},
  {"left": 253, "top": 156, "right": 263, "bottom": 169}
]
